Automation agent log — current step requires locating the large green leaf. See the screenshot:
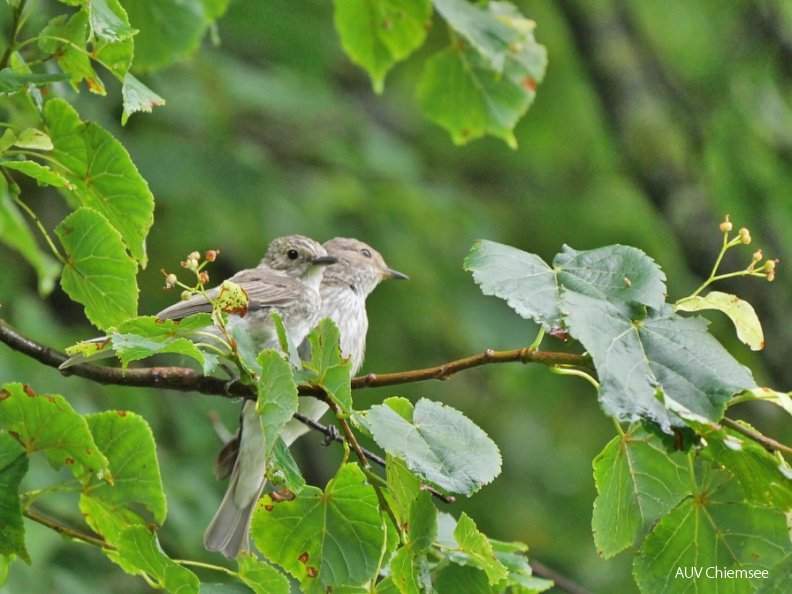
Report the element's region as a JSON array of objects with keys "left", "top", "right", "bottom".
[
  {"left": 366, "top": 398, "right": 501, "bottom": 495},
  {"left": 0, "top": 180, "right": 60, "bottom": 295},
  {"left": 0, "top": 433, "right": 29, "bottom": 563},
  {"left": 592, "top": 425, "right": 690, "bottom": 558},
  {"left": 465, "top": 241, "right": 667, "bottom": 329},
  {"left": 251, "top": 463, "right": 385, "bottom": 592},
  {"left": 80, "top": 411, "right": 166, "bottom": 545},
  {"left": 56, "top": 207, "right": 138, "bottom": 331},
  {"left": 111, "top": 334, "right": 218, "bottom": 373},
  {"left": 0, "top": 382, "right": 109, "bottom": 476},
  {"left": 633, "top": 489, "right": 790, "bottom": 592},
  {"left": 333, "top": 0, "right": 432, "bottom": 92},
  {"left": 464, "top": 239, "right": 558, "bottom": 328},
  {"left": 564, "top": 296, "right": 755, "bottom": 432},
  {"left": 46, "top": 98, "right": 154, "bottom": 266},
  {"left": 111, "top": 525, "right": 199, "bottom": 593}
]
